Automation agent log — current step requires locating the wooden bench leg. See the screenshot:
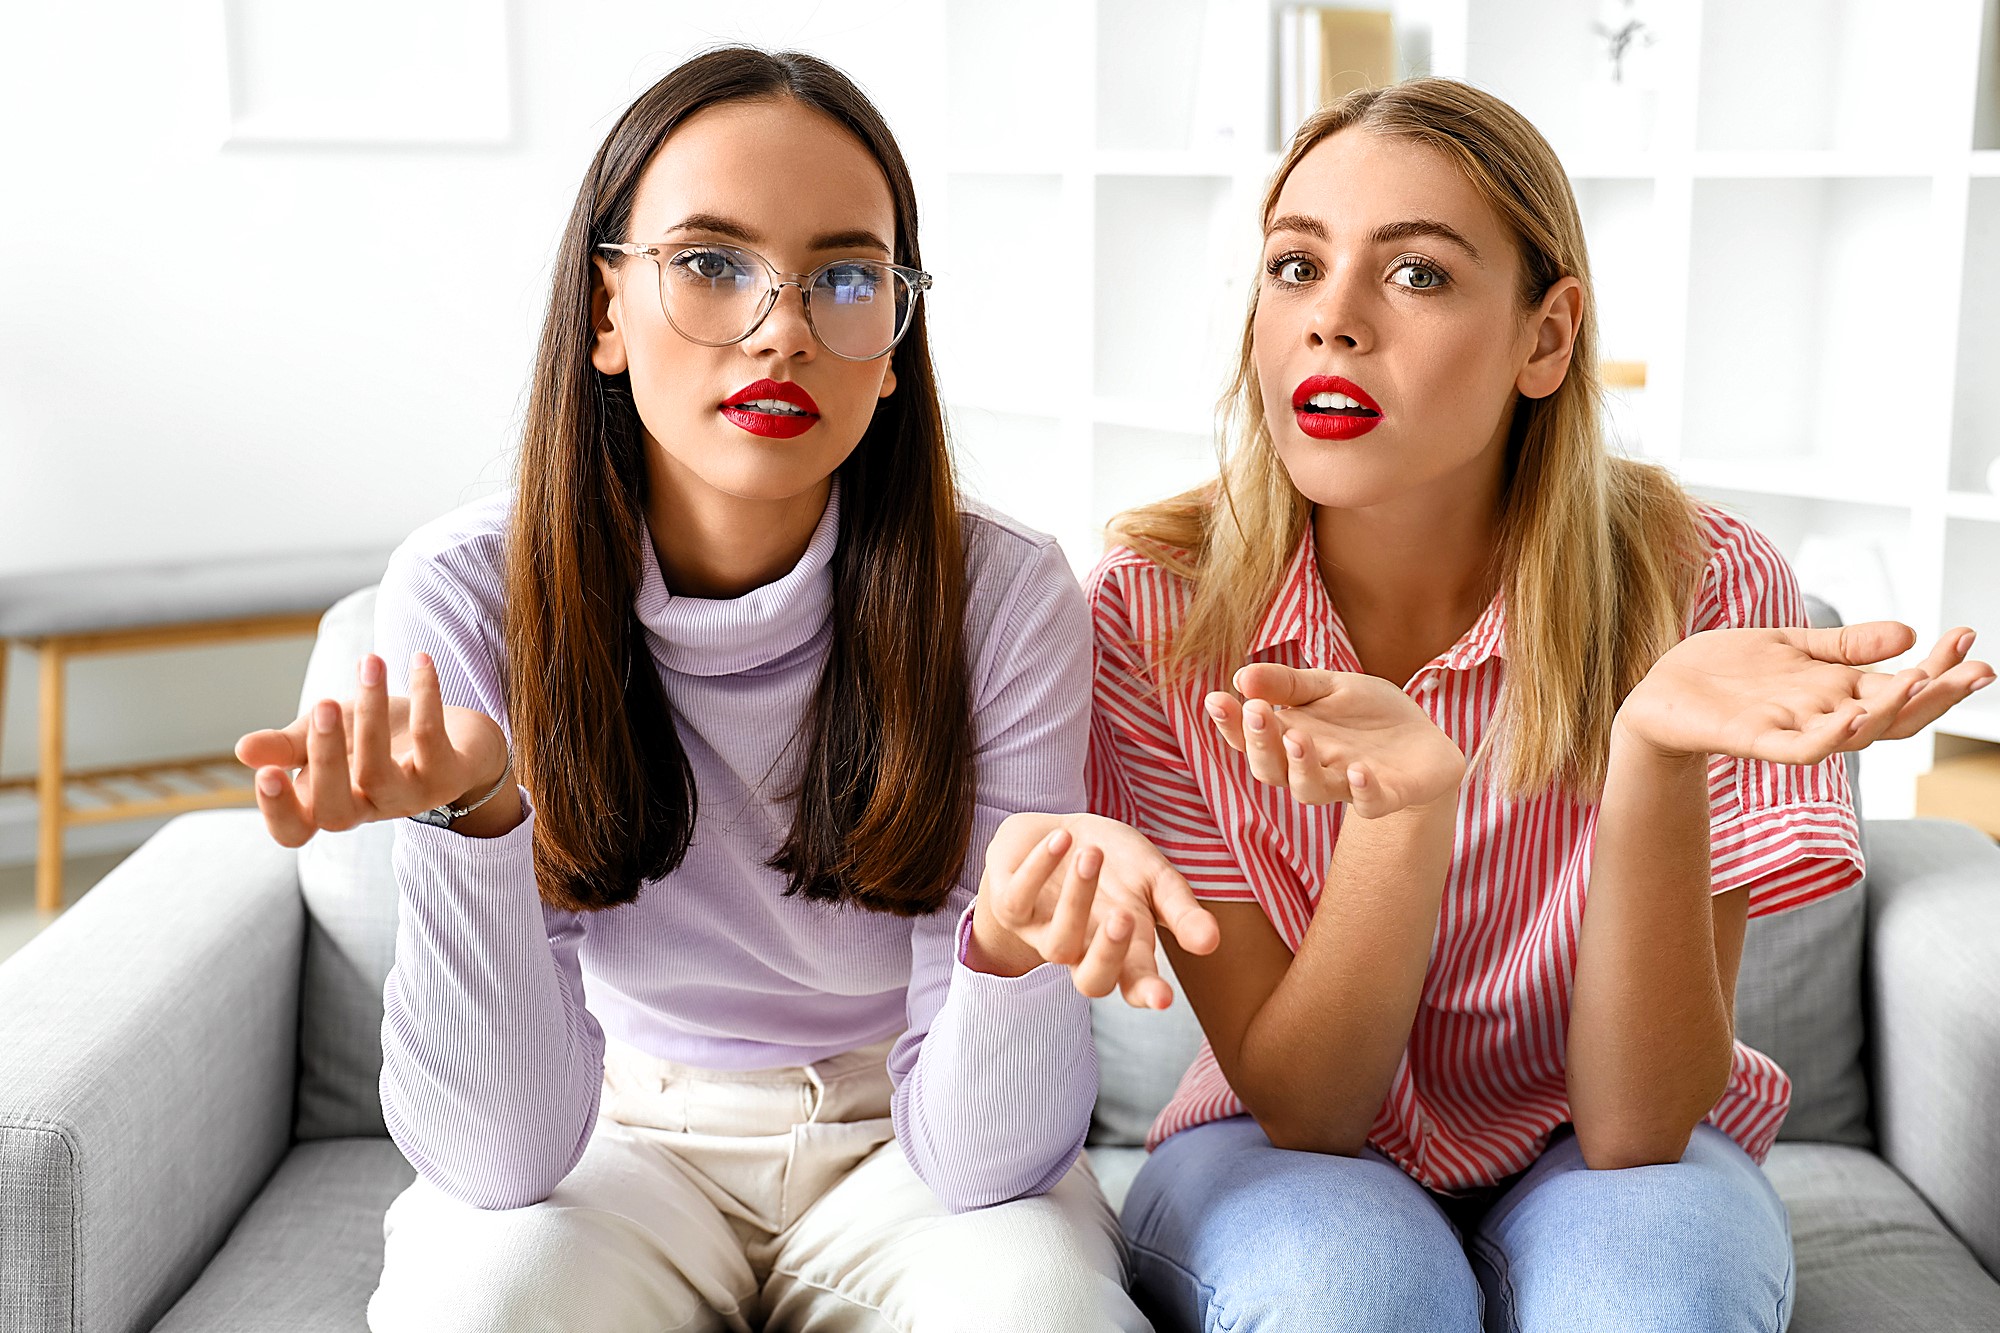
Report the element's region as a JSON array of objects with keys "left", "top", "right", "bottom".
[{"left": 36, "top": 641, "right": 66, "bottom": 914}]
